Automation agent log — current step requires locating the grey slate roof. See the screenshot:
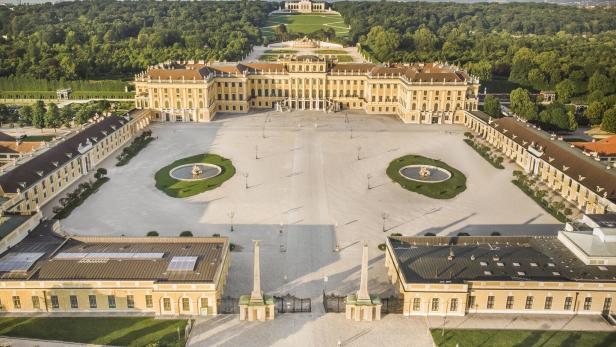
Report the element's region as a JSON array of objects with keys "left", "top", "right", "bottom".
[
  {"left": 388, "top": 236, "right": 616, "bottom": 284},
  {"left": 0, "top": 115, "right": 130, "bottom": 194}
]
